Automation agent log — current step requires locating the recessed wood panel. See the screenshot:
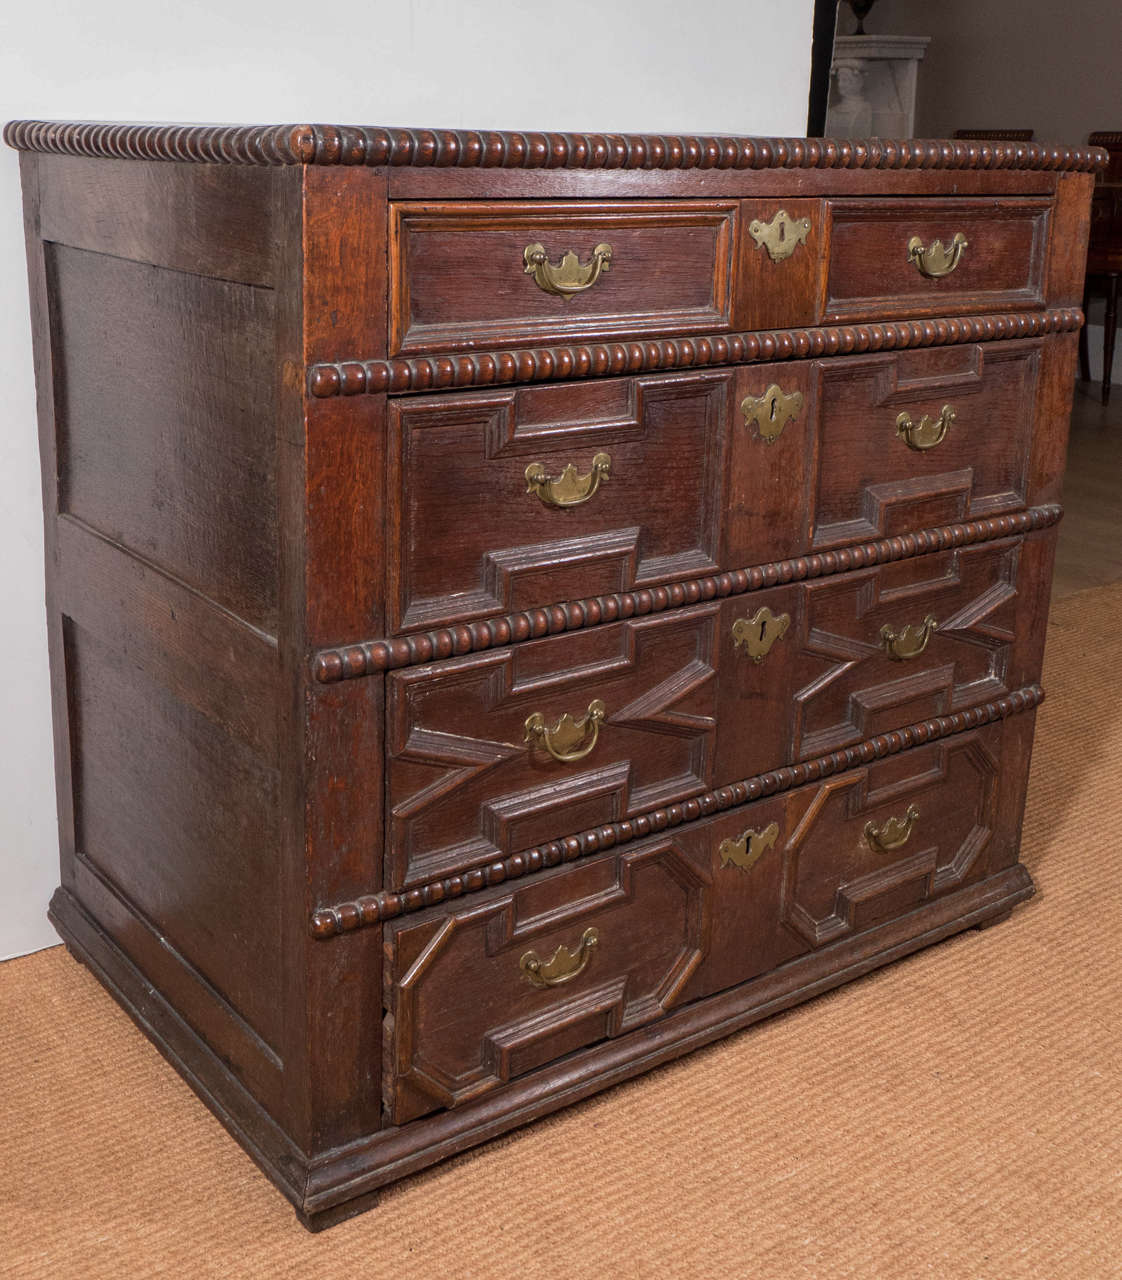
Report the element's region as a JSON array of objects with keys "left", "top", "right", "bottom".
[
  {"left": 384, "top": 838, "right": 711, "bottom": 1123},
  {"left": 388, "top": 373, "right": 729, "bottom": 633},
  {"left": 810, "top": 341, "right": 1039, "bottom": 547},
  {"left": 824, "top": 197, "right": 1050, "bottom": 321},
  {"left": 65, "top": 619, "right": 283, "bottom": 1058},
  {"left": 779, "top": 726, "right": 1005, "bottom": 946},
  {"left": 49, "top": 244, "right": 278, "bottom": 632},
  {"left": 385, "top": 607, "right": 721, "bottom": 890},
  {"left": 390, "top": 200, "right": 737, "bottom": 354}
]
